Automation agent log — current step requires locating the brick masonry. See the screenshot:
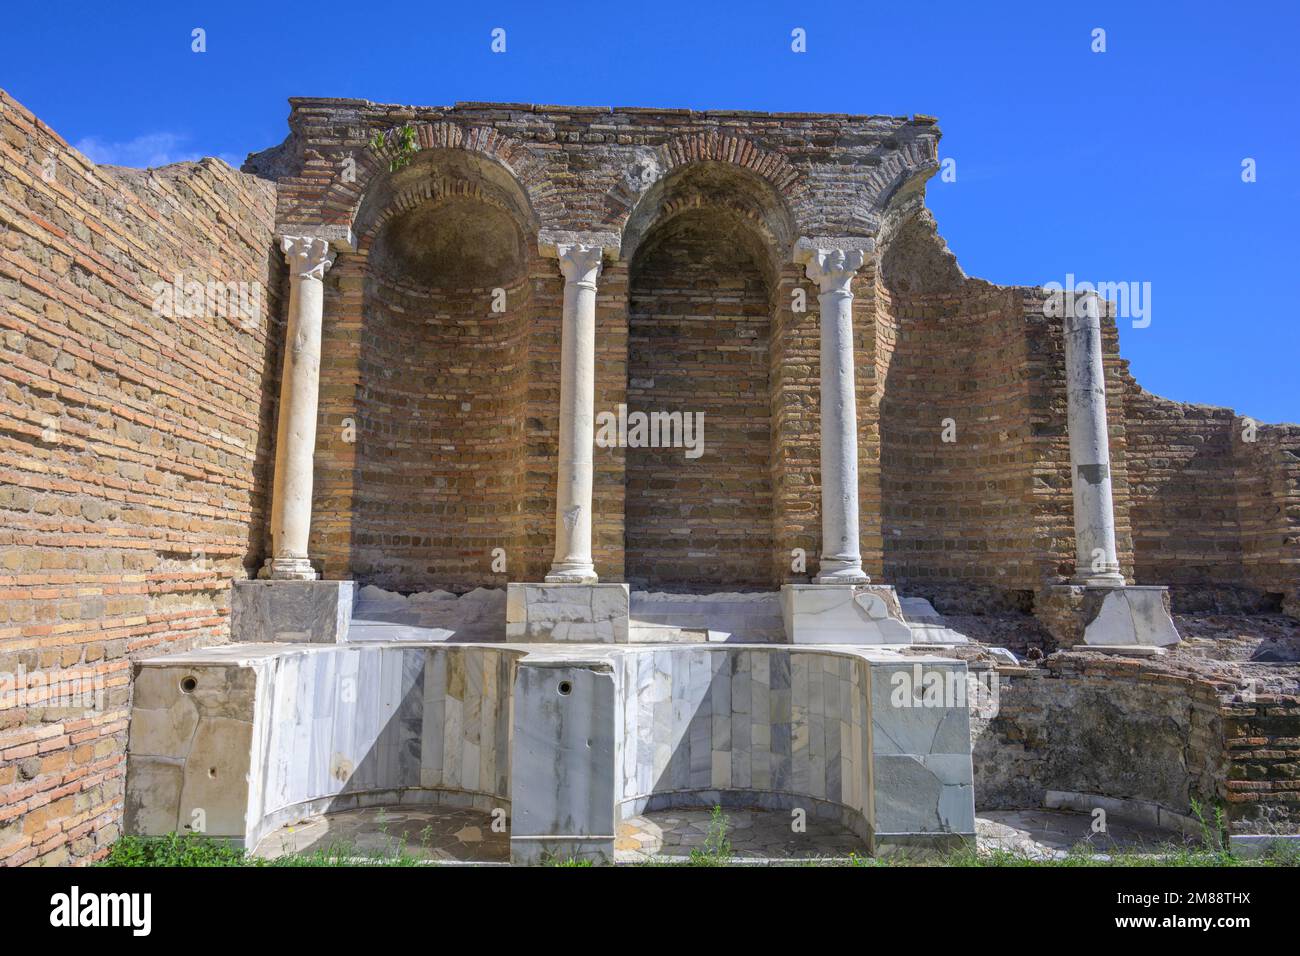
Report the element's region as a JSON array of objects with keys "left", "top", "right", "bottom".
[
  {"left": 1, "top": 90, "right": 1297, "bottom": 863},
  {"left": 974, "top": 655, "right": 1300, "bottom": 833},
  {"left": 0, "top": 90, "right": 280, "bottom": 864}
]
